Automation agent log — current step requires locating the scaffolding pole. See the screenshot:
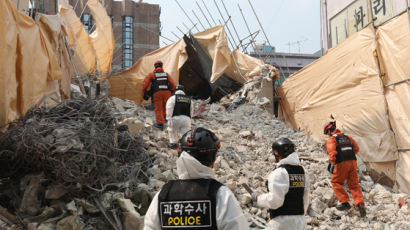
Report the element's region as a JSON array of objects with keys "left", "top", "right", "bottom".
[
  {"left": 407, "top": 0, "right": 410, "bottom": 28},
  {"left": 176, "top": 26, "right": 185, "bottom": 35},
  {"left": 175, "top": 0, "right": 200, "bottom": 32},
  {"left": 172, "top": 31, "right": 180, "bottom": 40},
  {"left": 196, "top": 1, "right": 212, "bottom": 28},
  {"left": 247, "top": 0, "right": 289, "bottom": 75},
  {"left": 239, "top": 31, "right": 260, "bottom": 52},
  {"left": 192, "top": 9, "right": 206, "bottom": 31},
  {"left": 220, "top": 0, "right": 246, "bottom": 52},
  {"left": 63, "top": 36, "right": 86, "bottom": 94},
  {"left": 213, "top": 0, "right": 238, "bottom": 49},
  {"left": 237, "top": 3, "right": 265, "bottom": 62},
  {"left": 202, "top": 0, "right": 217, "bottom": 25},
  {"left": 218, "top": 19, "right": 235, "bottom": 50},
  {"left": 73, "top": 0, "right": 81, "bottom": 11},
  {"left": 182, "top": 22, "right": 190, "bottom": 31},
  {"left": 79, "top": 0, "right": 91, "bottom": 19}
]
